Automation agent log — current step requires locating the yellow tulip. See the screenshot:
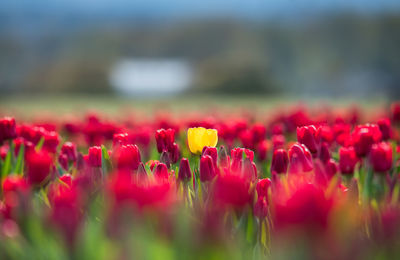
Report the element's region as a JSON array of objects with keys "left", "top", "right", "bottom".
[{"left": 187, "top": 127, "right": 218, "bottom": 154}]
